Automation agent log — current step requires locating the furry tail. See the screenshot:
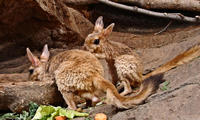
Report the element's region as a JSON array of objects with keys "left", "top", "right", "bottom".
[
  {"left": 120, "top": 74, "right": 163, "bottom": 107},
  {"left": 95, "top": 74, "right": 162, "bottom": 109},
  {"left": 143, "top": 44, "right": 200, "bottom": 80}
]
